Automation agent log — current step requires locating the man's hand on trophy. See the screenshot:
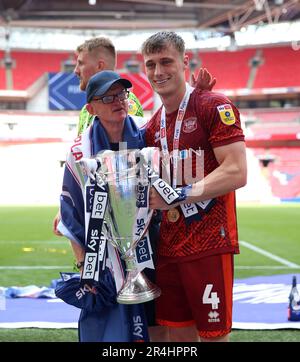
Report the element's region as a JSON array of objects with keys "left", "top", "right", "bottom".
[
  {"left": 76, "top": 158, "right": 99, "bottom": 180},
  {"left": 150, "top": 179, "right": 192, "bottom": 209},
  {"left": 149, "top": 186, "right": 180, "bottom": 210}
]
